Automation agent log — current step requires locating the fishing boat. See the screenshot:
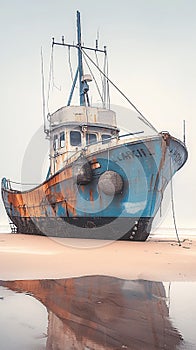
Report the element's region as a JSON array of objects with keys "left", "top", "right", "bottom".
[{"left": 1, "top": 11, "right": 188, "bottom": 241}]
